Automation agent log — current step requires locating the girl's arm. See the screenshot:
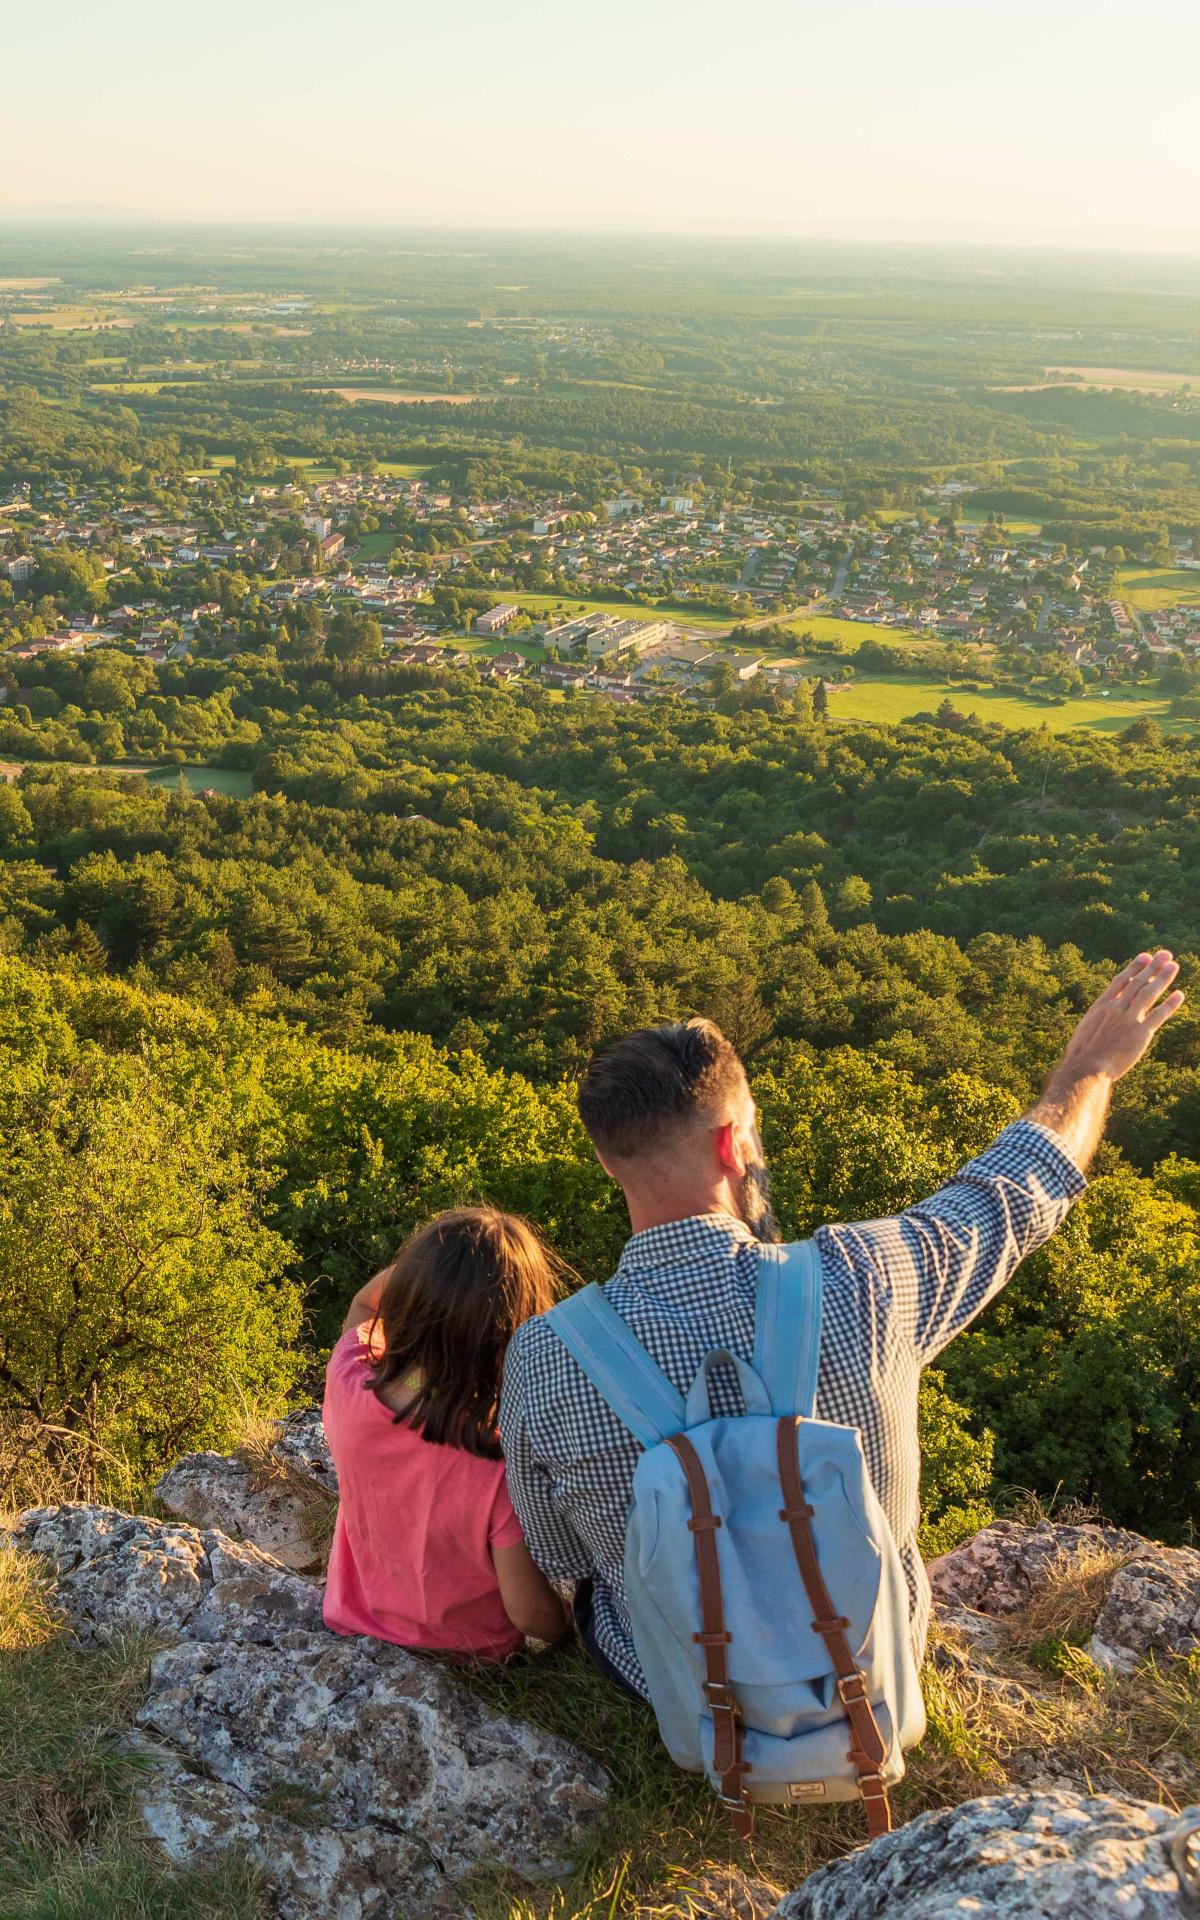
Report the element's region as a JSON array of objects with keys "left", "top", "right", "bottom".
[
  {"left": 341, "top": 1269, "right": 388, "bottom": 1336},
  {"left": 492, "top": 1542, "right": 572, "bottom": 1643}
]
